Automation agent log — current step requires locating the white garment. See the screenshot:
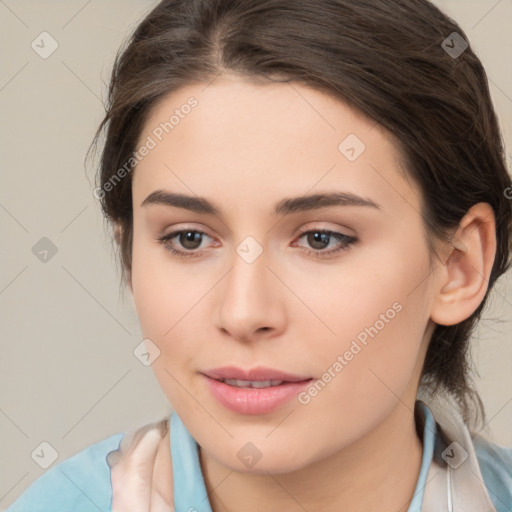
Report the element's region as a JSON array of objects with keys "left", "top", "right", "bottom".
[{"left": 418, "top": 391, "right": 499, "bottom": 511}]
